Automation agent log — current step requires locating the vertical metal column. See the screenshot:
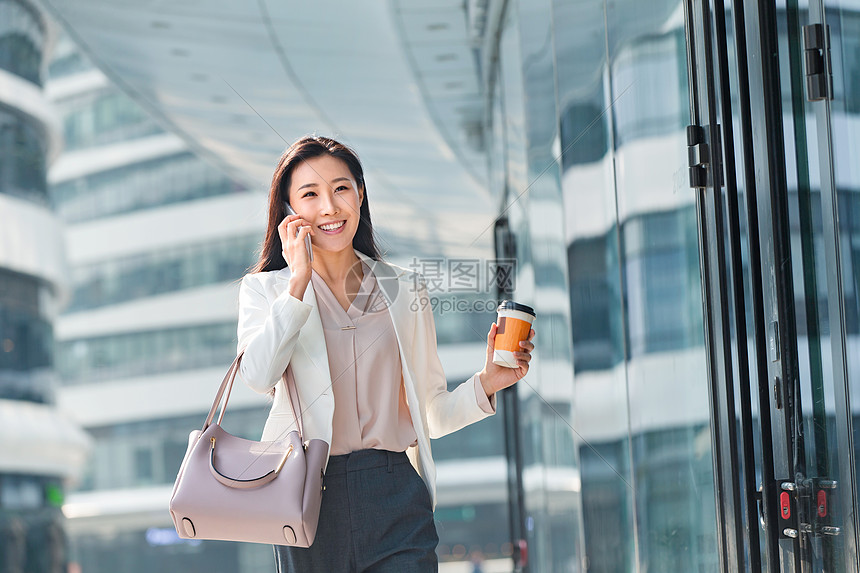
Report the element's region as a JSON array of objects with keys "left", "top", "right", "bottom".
[
  {"left": 711, "top": 0, "right": 763, "bottom": 568},
  {"left": 730, "top": 0, "right": 782, "bottom": 568},
  {"left": 495, "top": 215, "right": 529, "bottom": 573}
]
